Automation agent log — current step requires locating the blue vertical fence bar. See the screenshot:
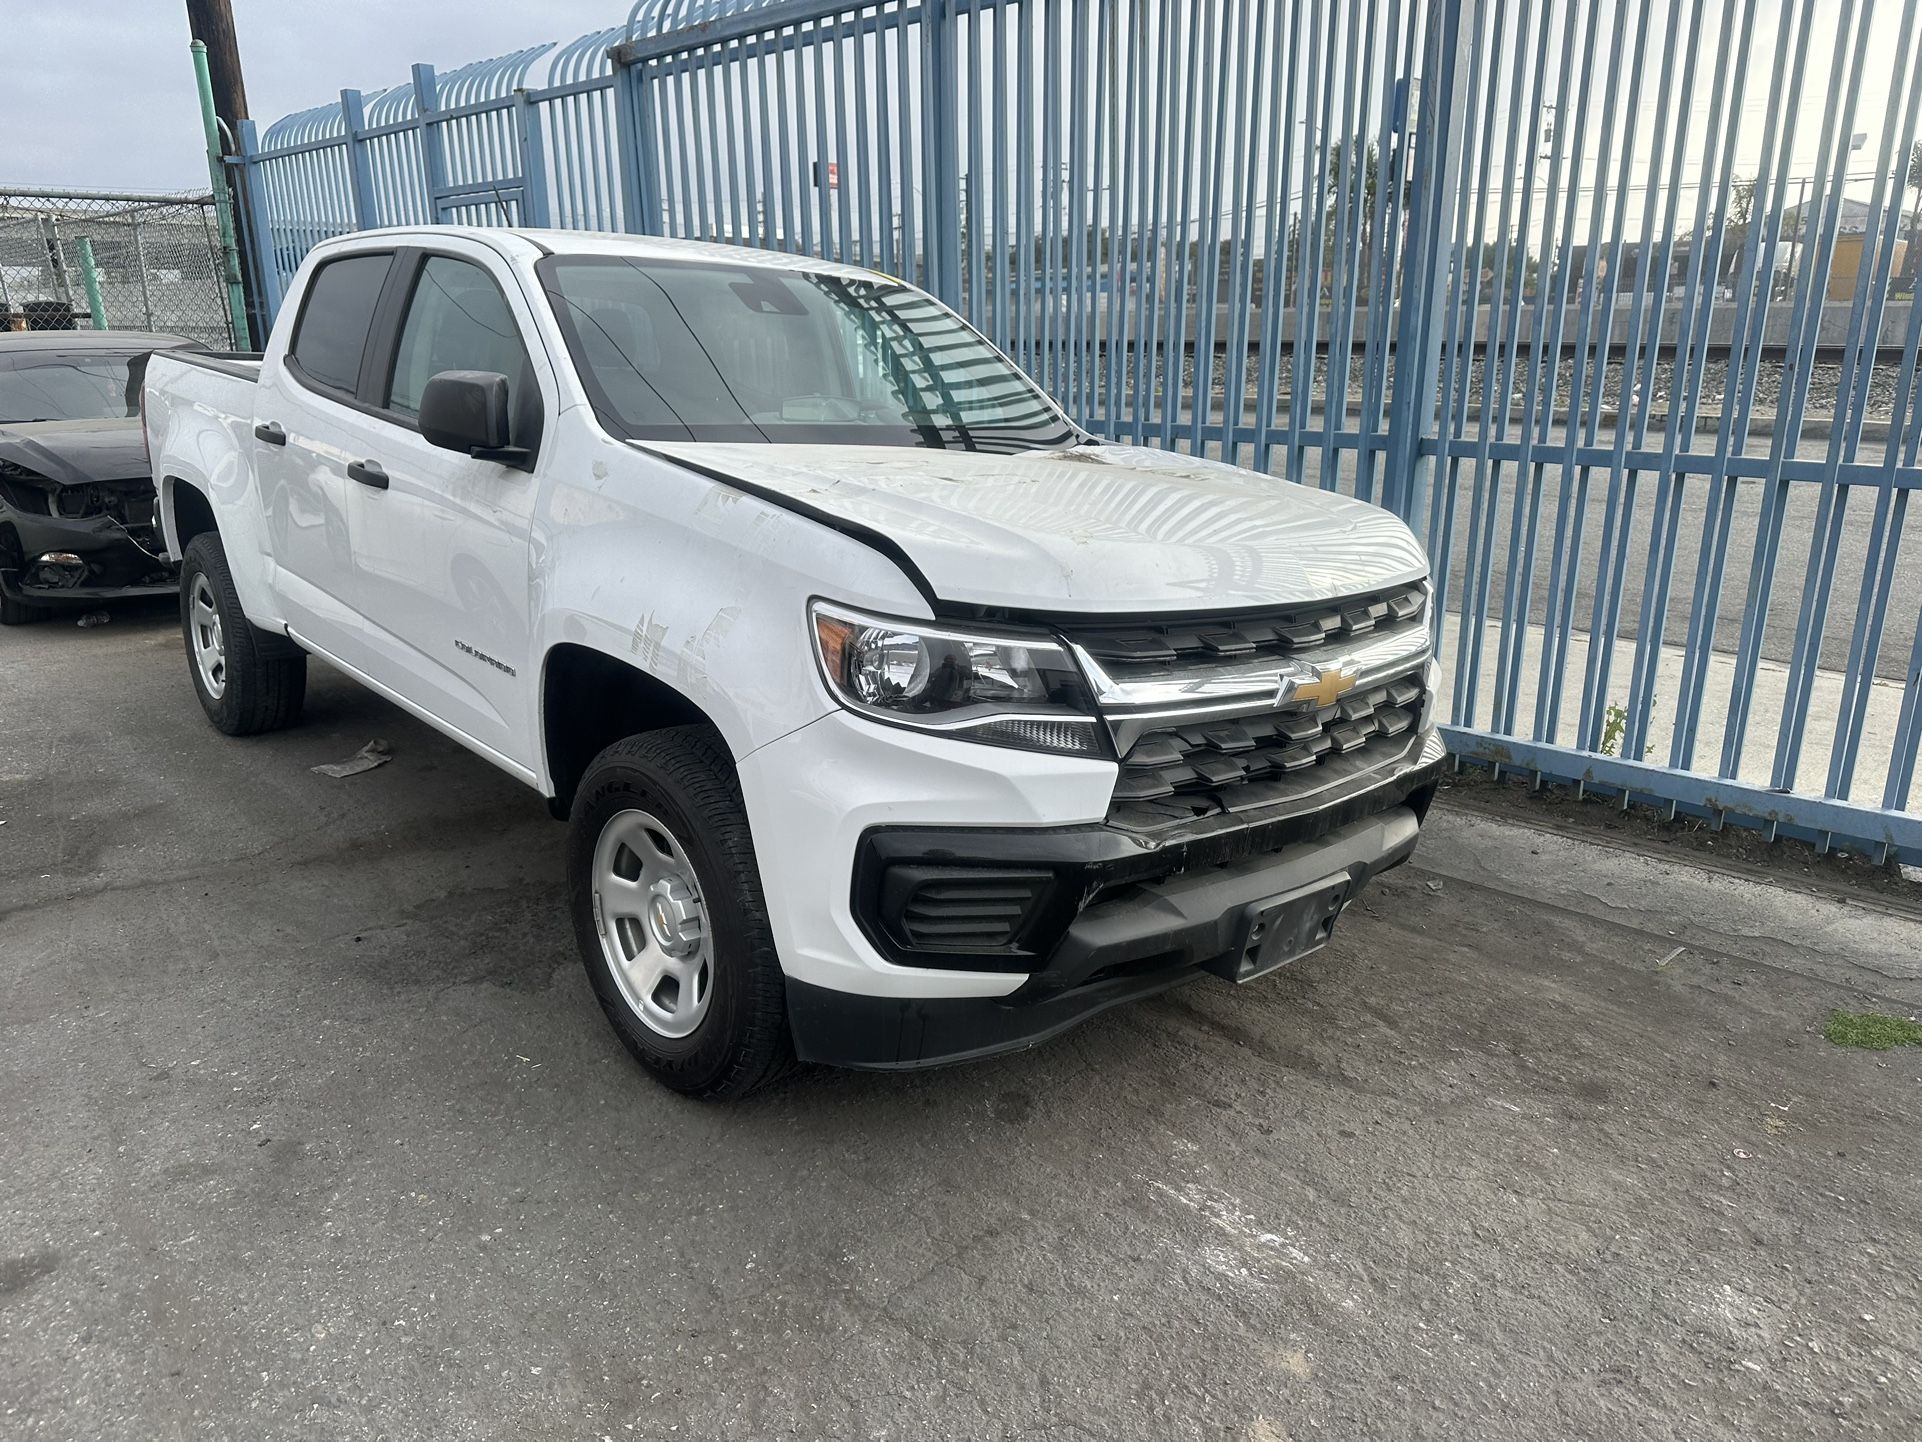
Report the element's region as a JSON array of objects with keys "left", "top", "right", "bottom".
[
  {"left": 338, "top": 90, "right": 379, "bottom": 230},
  {"left": 234, "top": 0, "right": 1922, "bottom": 865}
]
